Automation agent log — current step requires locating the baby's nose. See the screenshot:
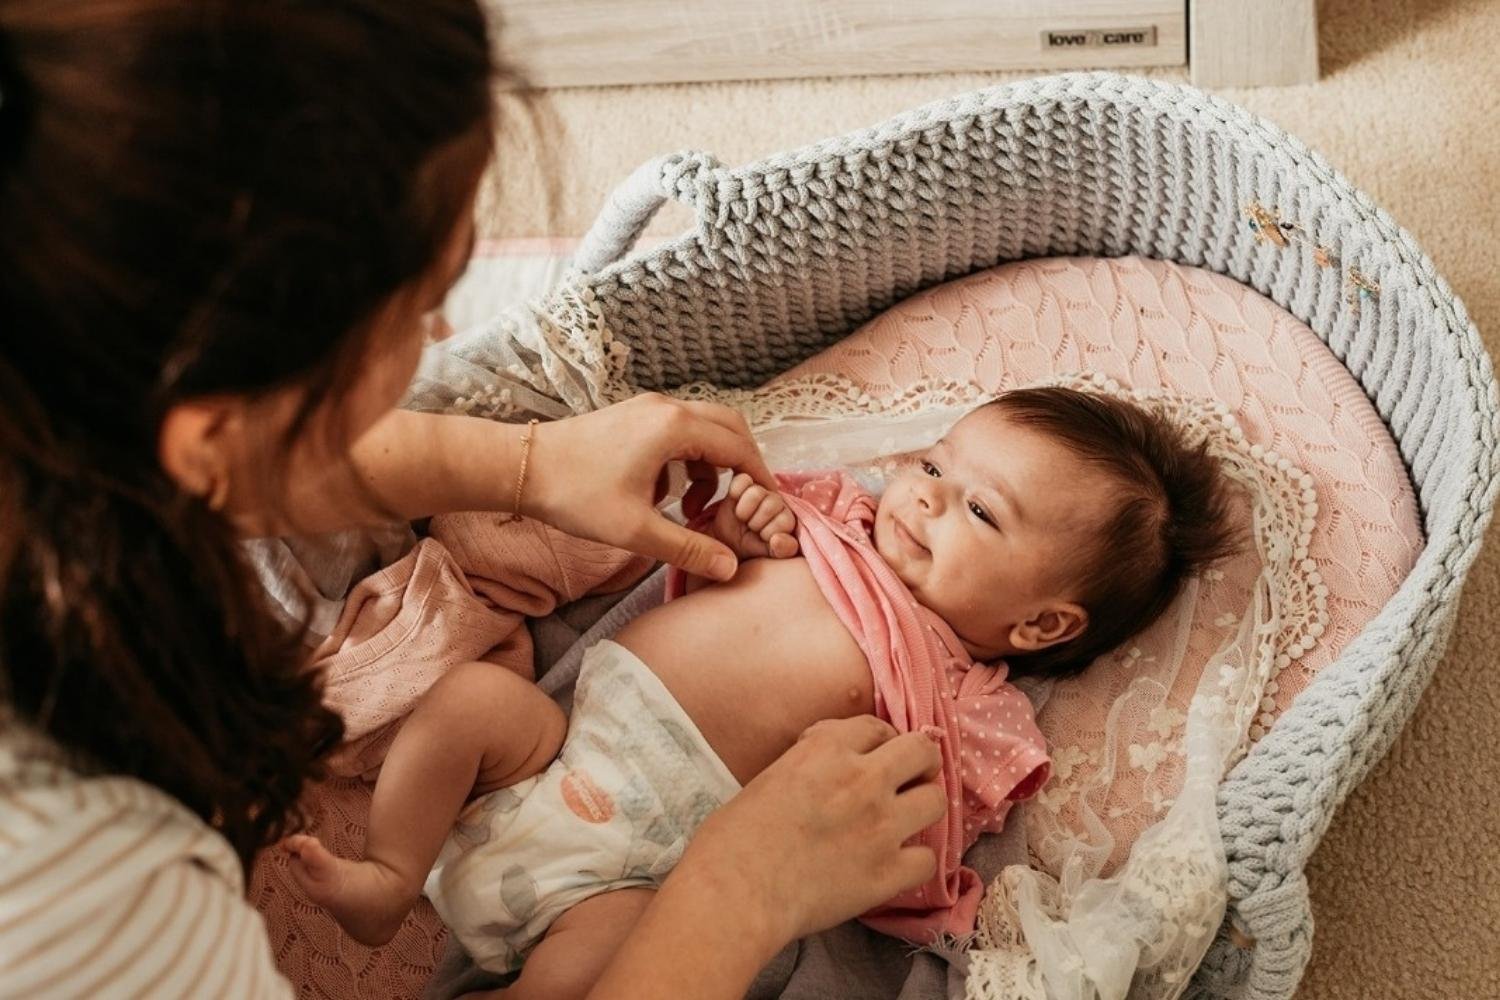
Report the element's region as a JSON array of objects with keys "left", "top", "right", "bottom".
[{"left": 914, "top": 479, "right": 945, "bottom": 513}]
